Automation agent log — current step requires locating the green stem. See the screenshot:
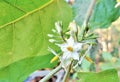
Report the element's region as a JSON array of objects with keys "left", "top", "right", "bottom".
[
  {"left": 80, "top": 0, "right": 96, "bottom": 41},
  {"left": 61, "top": 32, "right": 66, "bottom": 42},
  {"left": 39, "top": 64, "right": 62, "bottom": 82},
  {"left": 62, "top": 61, "right": 73, "bottom": 82}
]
